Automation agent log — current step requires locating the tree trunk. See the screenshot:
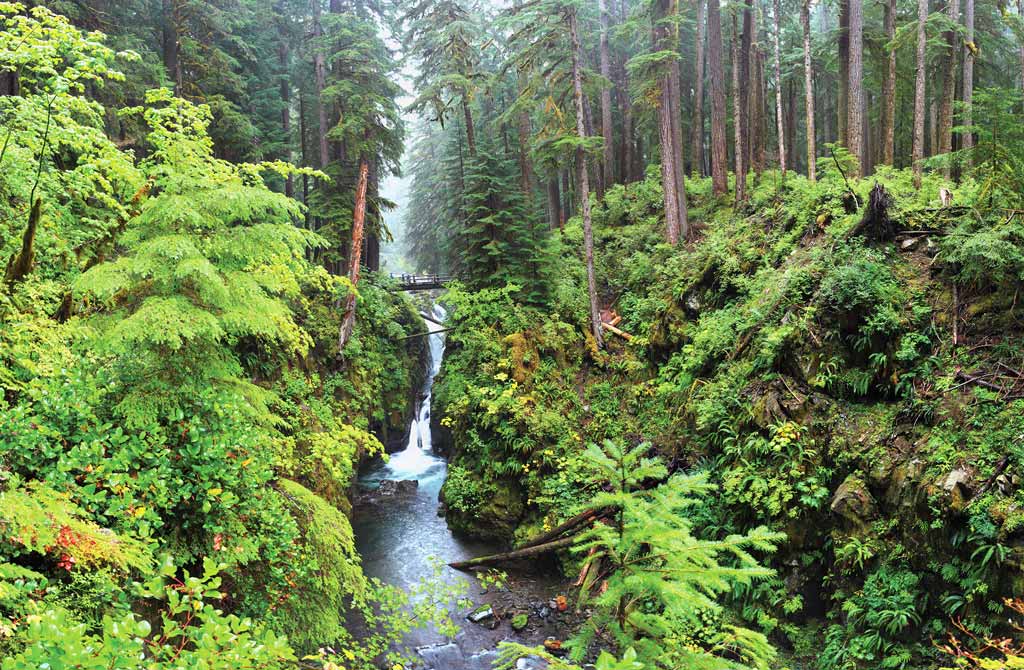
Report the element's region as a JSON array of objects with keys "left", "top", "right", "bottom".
[
  {"left": 659, "top": 80, "right": 682, "bottom": 244},
  {"left": 449, "top": 536, "right": 577, "bottom": 570},
  {"left": 838, "top": 0, "right": 849, "bottom": 146},
  {"left": 708, "top": 0, "right": 729, "bottom": 194},
  {"left": 547, "top": 177, "right": 562, "bottom": 230},
  {"left": 516, "top": 70, "right": 534, "bottom": 197},
  {"left": 462, "top": 95, "right": 477, "bottom": 157},
  {"left": 938, "top": 0, "right": 960, "bottom": 177},
  {"left": 881, "top": 0, "right": 896, "bottom": 165},
  {"left": 802, "top": 0, "right": 816, "bottom": 181},
  {"left": 740, "top": 0, "right": 754, "bottom": 178},
  {"left": 691, "top": 0, "right": 707, "bottom": 176},
  {"left": 339, "top": 158, "right": 370, "bottom": 351},
  {"left": 1019, "top": 0, "right": 1024, "bottom": 94},
  {"left": 4, "top": 198, "right": 40, "bottom": 285},
  {"left": 772, "top": 0, "right": 786, "bottom": 176},
  {"left": 961, "top": 0, "right": 974, "bottom": 162},
  {"left": 599, "top": 0, "right": 616, "bottom": 188},
  {"left": 847, "top": 0, "right": 864, "bottom": 176},
  {"left": 733, "top": 13, "right": 748, "bottom": 202},
  {"left": 162, "top": 0, "right": 181, "bottom": 90},
  {"left": 912, "top": 0, "right": 927, "bottom": 187},
  {"left": 570, "top": 9, "right": 604, "bottom": 348},
  {"left": 277, "top": 16, "right": 294, "bottom": 199},
  {"left": 669, "top": 56, "right": 689, "bottom": 237},
  {"left": 311, "top": 0, "right": 330, "bottom": 170}
]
